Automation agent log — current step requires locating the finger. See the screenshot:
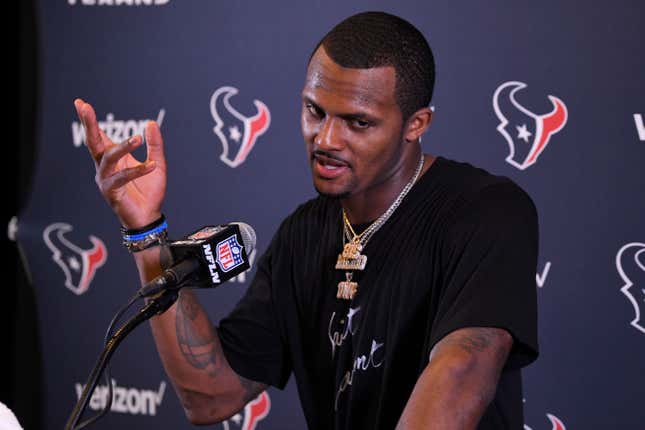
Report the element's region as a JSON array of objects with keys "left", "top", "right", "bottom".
[
  {"left": 96, "top": 128, "right": 126, "bottom": 168},
  {"left": 102, "top": 161, "right": 157, "bottom": 192},
  {"left": 74, "top": 98, "right": 106, "bottom": 161},
  {"left": 97, "top": 135, "right": 144, "bottom": 178},
  {"left": 144, "top": 121, "right": 167, "bottom": 171}
]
